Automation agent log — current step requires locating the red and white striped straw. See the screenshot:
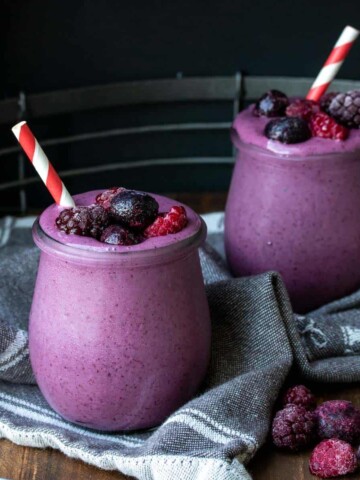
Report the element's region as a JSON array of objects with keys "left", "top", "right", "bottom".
[
  {"left": 12, "top": 121, "right": 75, "bottom": 207},
  {"left": 306, "top": 25, "right": 359, "bottom": 102}
]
